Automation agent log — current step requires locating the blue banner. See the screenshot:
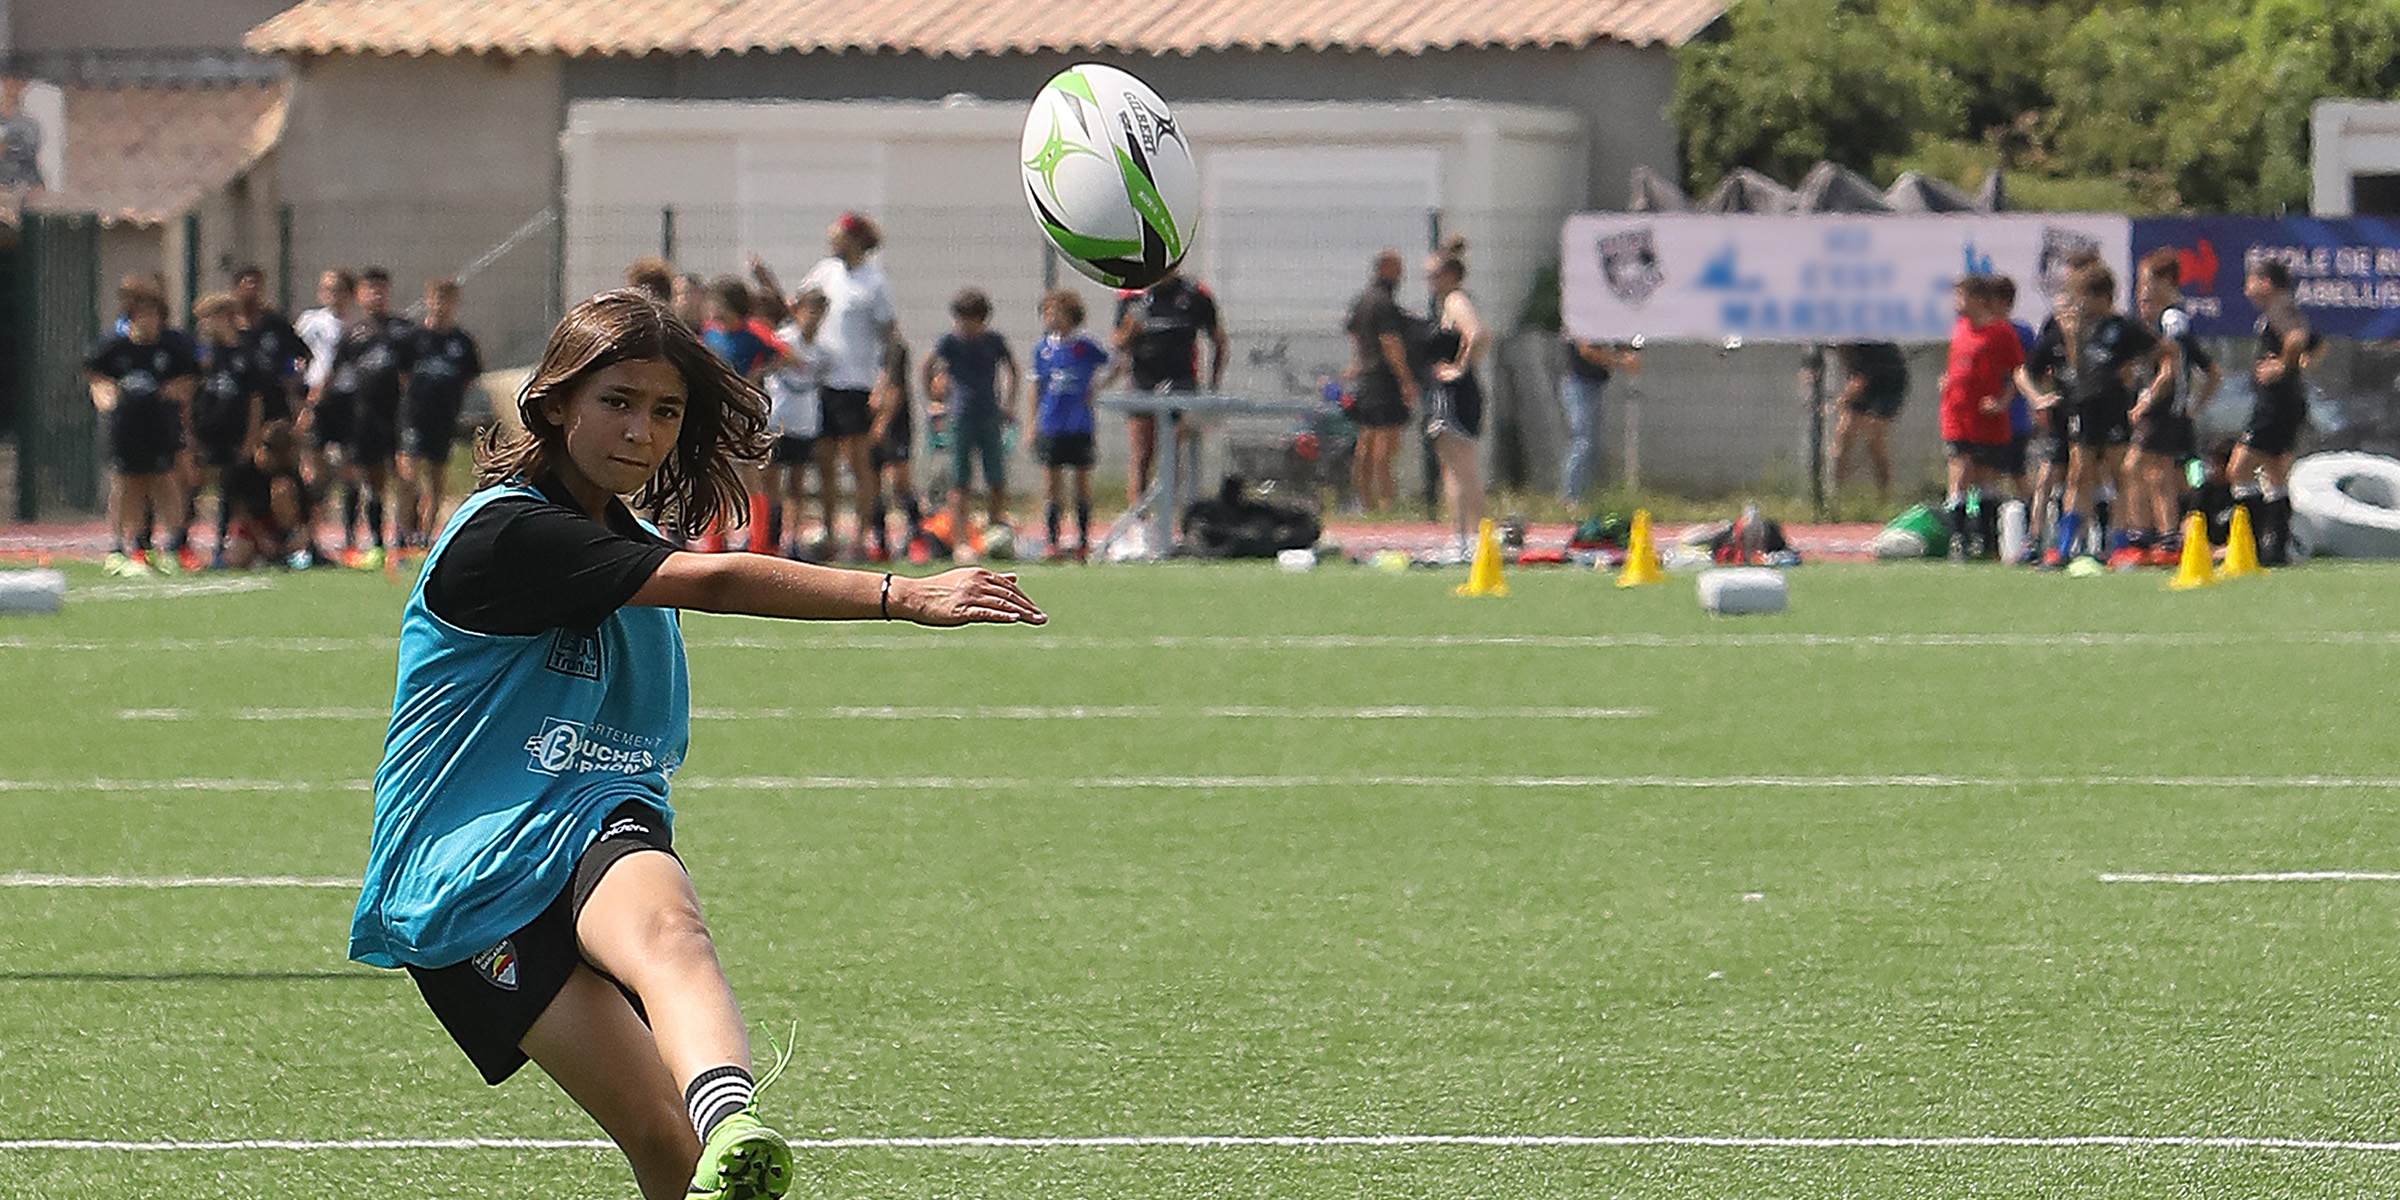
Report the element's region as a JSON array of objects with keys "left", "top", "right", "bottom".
[{"left": 2131, "top": 216, "right": 2400, "bottom": 340}]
